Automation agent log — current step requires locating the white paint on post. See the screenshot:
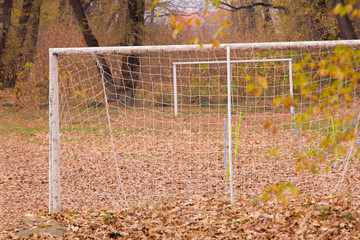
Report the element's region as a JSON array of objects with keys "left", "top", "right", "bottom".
[
  {"left": 173, "top": 59, "right": 292, "bottom": 65},
  {"left": 288, "top": 60, "right": 301, "bottom": 151},
  {"left": 173, "top": 63, "right": 178, "bottom": 117},
  {"left": 49, "top": 51, "right": 61, "bottom": 213},
  {"left": 289, "top": 60, "right": 295, "bottom": 115},
  {"left": 226, "top": 46, "right": 234, "bottom": 204}
]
